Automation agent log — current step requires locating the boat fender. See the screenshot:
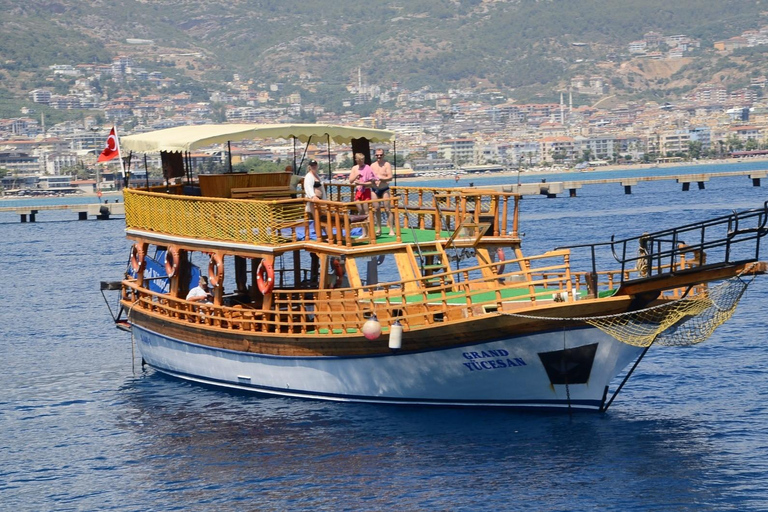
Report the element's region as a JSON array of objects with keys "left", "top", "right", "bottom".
[
  {"left": 208, "top": 252, "right": 224, "bottom": 287},
  {"left": 496, "top": 247, "right": 505, "bottom": 275},
  {"left": 256, "top": 260, "right": 275, "bottom": 294},
  {"left": 130, "top": 243, "right": 146, "bottom": 272},
  {"left": 389, "top": 320, "right": 403, "bottom": 350},
  {"left": 362, "top": 314, "right": 382, "bottom": 340},
  {"left": 165, "top": 246, "right": 180, "bottom": 278},
  {"left": 332, "top": 257, "right": 345, "bottom": 288}
]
